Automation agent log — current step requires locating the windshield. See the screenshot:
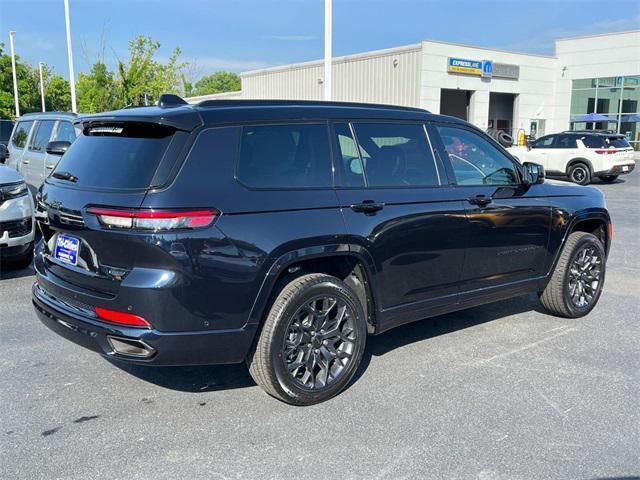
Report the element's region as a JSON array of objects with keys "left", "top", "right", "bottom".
[{"left": 52, "top": 123, "right": 175, "bottom": 189}]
